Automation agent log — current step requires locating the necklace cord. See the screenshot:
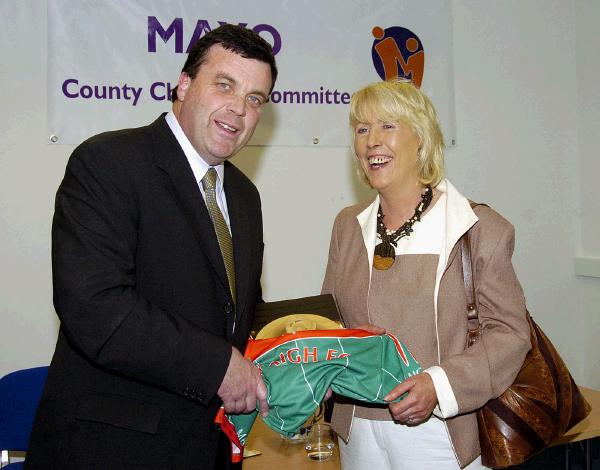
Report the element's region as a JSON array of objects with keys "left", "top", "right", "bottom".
[{"left": 373, "top": 185, "right": 433, "bottom": 270}]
